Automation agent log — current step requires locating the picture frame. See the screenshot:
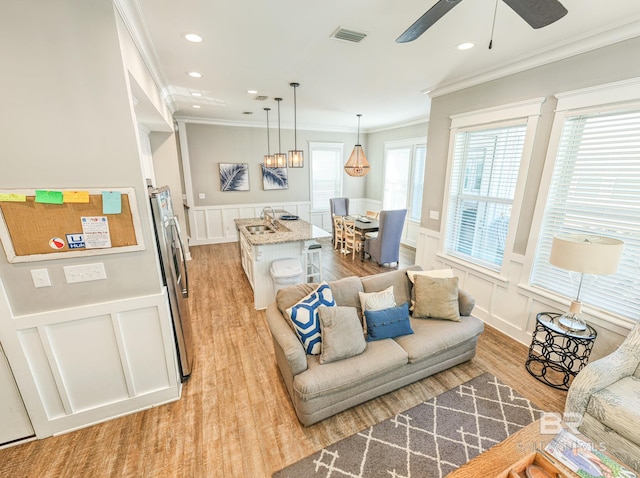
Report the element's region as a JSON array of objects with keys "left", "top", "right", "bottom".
[
  {"left": 219, "top": 163, "right": 249, "bottom": 191},
  {"left": 261, "top": 165, "right": 288, "bottom": 190}
]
